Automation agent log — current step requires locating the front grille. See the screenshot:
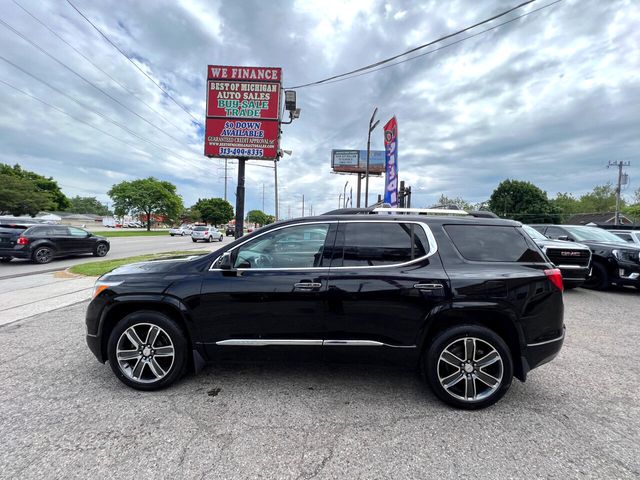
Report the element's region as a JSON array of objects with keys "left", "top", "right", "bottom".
[{"left": 546, "top": 248, "right": 590, "bottom": 267}]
